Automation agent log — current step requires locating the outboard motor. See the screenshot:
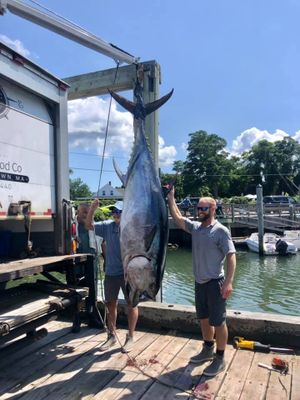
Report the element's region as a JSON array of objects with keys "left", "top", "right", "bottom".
[{"left": 275, "top": 239, "right": 289, "bottom": 255}]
